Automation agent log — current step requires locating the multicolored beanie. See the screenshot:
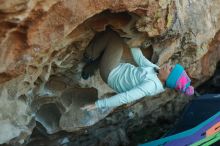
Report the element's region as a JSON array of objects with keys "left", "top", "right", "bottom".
[{"left": 165, "top": 64, "right": 194, "bottom": 96}]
